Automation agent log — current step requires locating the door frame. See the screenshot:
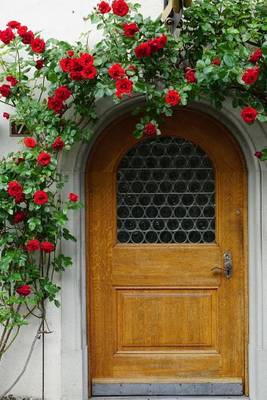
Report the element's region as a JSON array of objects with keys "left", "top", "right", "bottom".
[{"left": 60, "top": 97, "right": 267, "bottom": 400}]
